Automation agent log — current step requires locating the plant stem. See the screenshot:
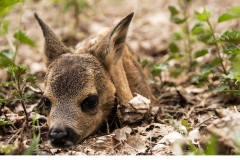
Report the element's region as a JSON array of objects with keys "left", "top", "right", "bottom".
[
  {"left": 206, "top": 20, "right": 228, "bottom": 75},
  {"left": 21, "top": 100, "right": 28, "bottom": 127},
  {"left": 5, "top": 35, "right": 16, "bottom": 53},
  {"left": 178, "top": 0, "right": 193, "bottom": 72},
  {"left": 16, "top": 75, "right": 29, "bottom": 127},
  {"left": 185, "top": 19, "right": 193, "bottom": 72},
  {"left": 13, "top": 1, "right": 24, "bottom": 62}
]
